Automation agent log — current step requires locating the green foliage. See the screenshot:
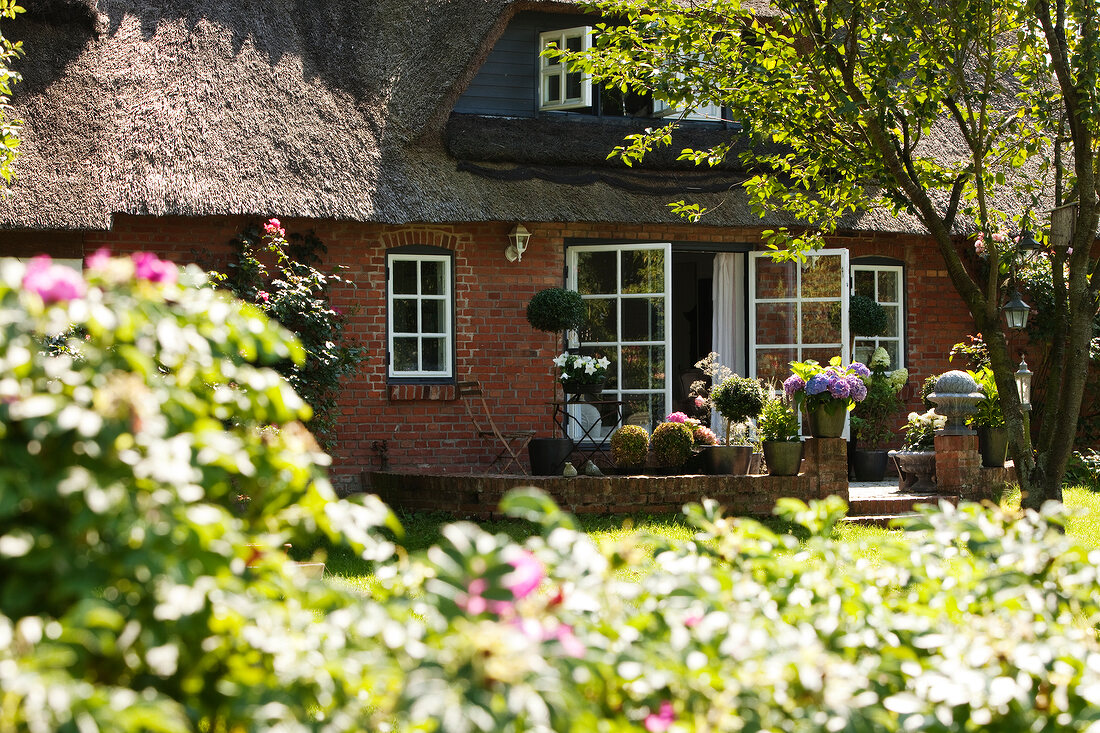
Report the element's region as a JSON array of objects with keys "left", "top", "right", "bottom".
[
  {"left": 922, "top": 373, "right": 940, "bottom": 410},
  {"left": 649, "top": 421, "right": 694, "bottom": 468},
  {"left": 526, "top": 287, "right": 587, "bottom": 333},
  {"left": 968, "top": 366, "right": 1006, "bottom": 428},
  {"left": 950, "top": 333, "right": 991, "bottom": 369},
  {"left": 851, "top": 368, "right": 905, "bottom": 449},
  {"left": 849, "top": 293, "right": 888, "bottom": 337},
  {"left": 0, "top": 2, "right": 22, "bottom": 184},
  {"left": 1065, "top": 449, "right": 1100, "bottom": 492},
  {"left": 213, "top": 219, "right": 364, "bottom": 450},
  {"left": 610, "top": 424, "right": 649, "bottom": 469},
  {"left": 0, "top": 254, "right": 400, "bottom": 730},
  {"left": 710, "top": 375, "right": 766, "bottom": 424},
  {"left": 757, "top": 393, "right": 799, "bottom": 442}
]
